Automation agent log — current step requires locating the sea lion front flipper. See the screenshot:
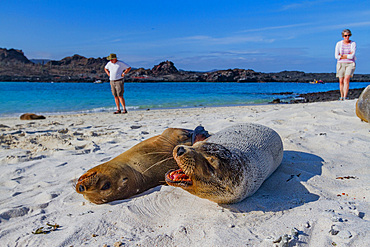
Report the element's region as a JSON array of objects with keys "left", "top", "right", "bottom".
[{"left": 192, "top": 126, "right": 211, "bottom": 144}]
